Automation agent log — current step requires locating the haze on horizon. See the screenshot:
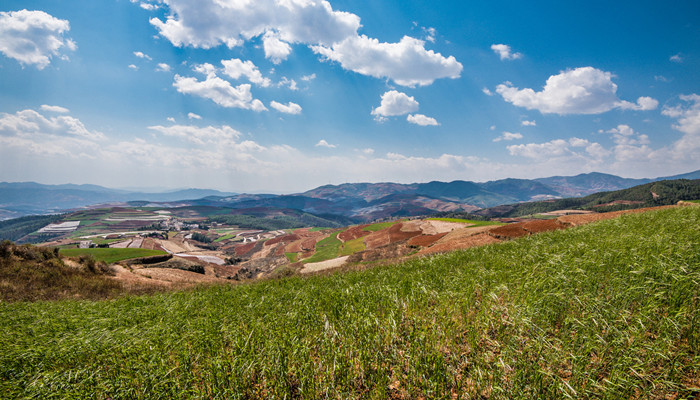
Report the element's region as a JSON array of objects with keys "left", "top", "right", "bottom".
[{"left": 0, "top": 0, "right": 699, "bottom": 193}]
